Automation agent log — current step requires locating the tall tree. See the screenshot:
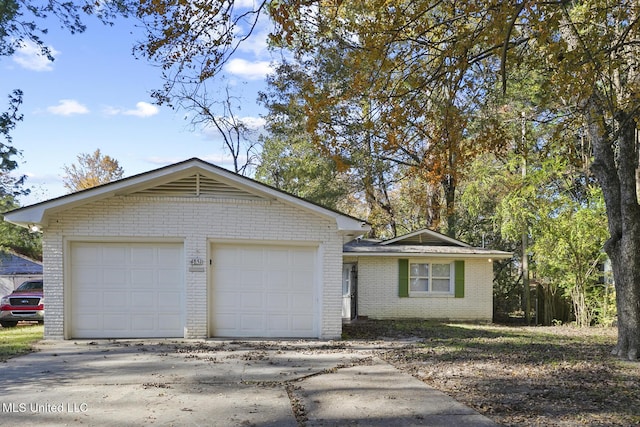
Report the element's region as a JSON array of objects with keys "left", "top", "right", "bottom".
[
  {"left": 62, "top": 149, "right": 124, "bottom": 192},
  {"left": 130, "top": 0, "right": 640, "bottom": 356},
  {"left": 265, "top": 0, "right": 640, "bottom": 359}
]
